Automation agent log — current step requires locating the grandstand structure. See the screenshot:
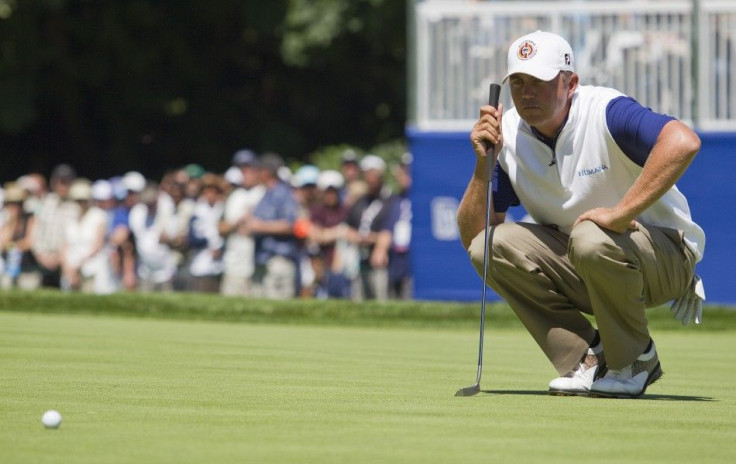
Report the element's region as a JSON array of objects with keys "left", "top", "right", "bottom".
[{"left": 410, "top": 0, "right": 735, "bottom": 130}]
